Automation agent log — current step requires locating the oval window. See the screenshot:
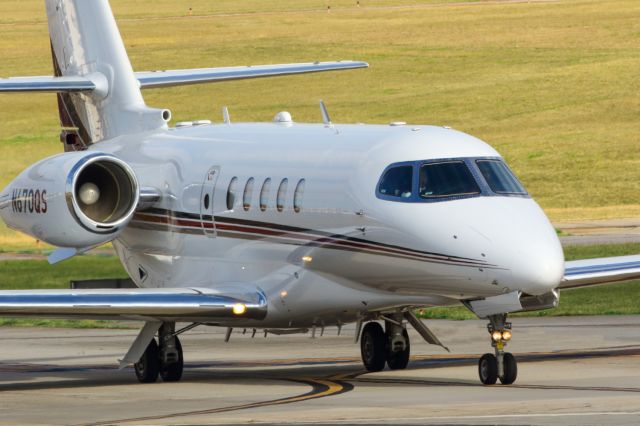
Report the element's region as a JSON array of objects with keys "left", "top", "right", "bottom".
[
  {"left": 276, "top": 178, "right": 288, "bottom": 212},
  {"left": 226, "top": 177, "right": 238, "bottom": 210},
  {"left": 243, "top": 177, "right": 254, "bottom": 211},
  {"left": 259, "top": 178, "right": 271, "bottom": 212},
  {"left": 293, "top": 179, "right": 305, "bottom": 213},
  {"left": 203, "top": 194, "right": 210, "bottom": 210}
]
